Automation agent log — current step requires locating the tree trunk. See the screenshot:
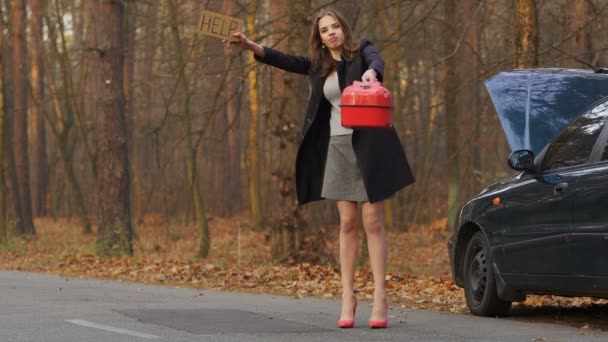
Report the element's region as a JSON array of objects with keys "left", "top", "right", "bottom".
[
  {"left": 402, "top": 63, "right": 417, "bottom": 226},
  {"left": 444, "top": 0, "right": 460, "bottom": 231},
  {"left": 46, "top": 84, "right": 91, "bottom": 233},
  {"left": 1, "top": 3, "right": 17, "bottom": 231},
  {"left": 123, "top": 1, "right": 135, "bottom": 123},
  {"left": 123, "top": 0, "right": 137, "bottom": 234},
  {"left": 11, "top": 0, "right": 35, "bottom": 235},
  {"left": 80, "top": 0, "right": 98, "bottom": 181},
  {"left": 72, "top": 0, "right": 84, "bottom": 53},
  {"left": 1, "top": 39, "right": 24, "bottom": 233},
  {"left": 570, "top": 0, "right": 593, "bottom": 67},
  {"left": 29, "top": 0, "right": 48, "bottom": 218},
  {"left": 222, "top": 0, "right": 241, "bottom": 217},
  {"left": 412, "top": 84, "right": 440, "bottom": 225},
  {"left": 208, "top": 1, "right": 232, "bottom": 217},
  {"left": 166, "top": 0, "right": 210, "bottom": 258},
  {"left": 514, "top": 0, "right": 539, "bottom": 68},
  {"left": 494, "top": 1, "right": 512, "bottom": 181},
  {"left": 135, "top": 0, "right": 159, "bottom": 223},
  {"left": 457, "top": 0, "right": 482, "bottom": 200},
  {"left": 94, "top": 0, "right": 133, "bottom": 257},
  {"left": 0, "top": 38, "right": 6, "bottom": 241},
  {"left": 247, "top": 0, "right": 262, "bottom": 230},
  {"left": 267, "top": 0, "right": 293, "bottom": 256},
  {"left": 43, "top": 7, "right": 92, "bottom": 234},
  {"left": 375, "top": 0, "right": 402, "bottom": 230},
  {"left": 211, "top": 108, "right": 226, "bottom": 217}
]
